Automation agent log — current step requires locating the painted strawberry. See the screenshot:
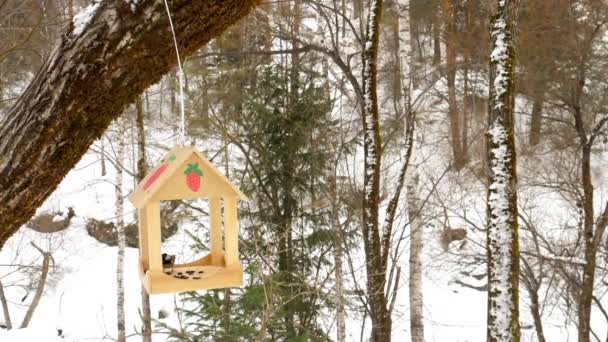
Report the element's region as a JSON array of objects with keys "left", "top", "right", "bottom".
[
  {"left": 143, "top": 155, "right": 176, "bottom": 191},
  {"left": 184, "top": 163, "right": 203, "bottom": 191}
]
